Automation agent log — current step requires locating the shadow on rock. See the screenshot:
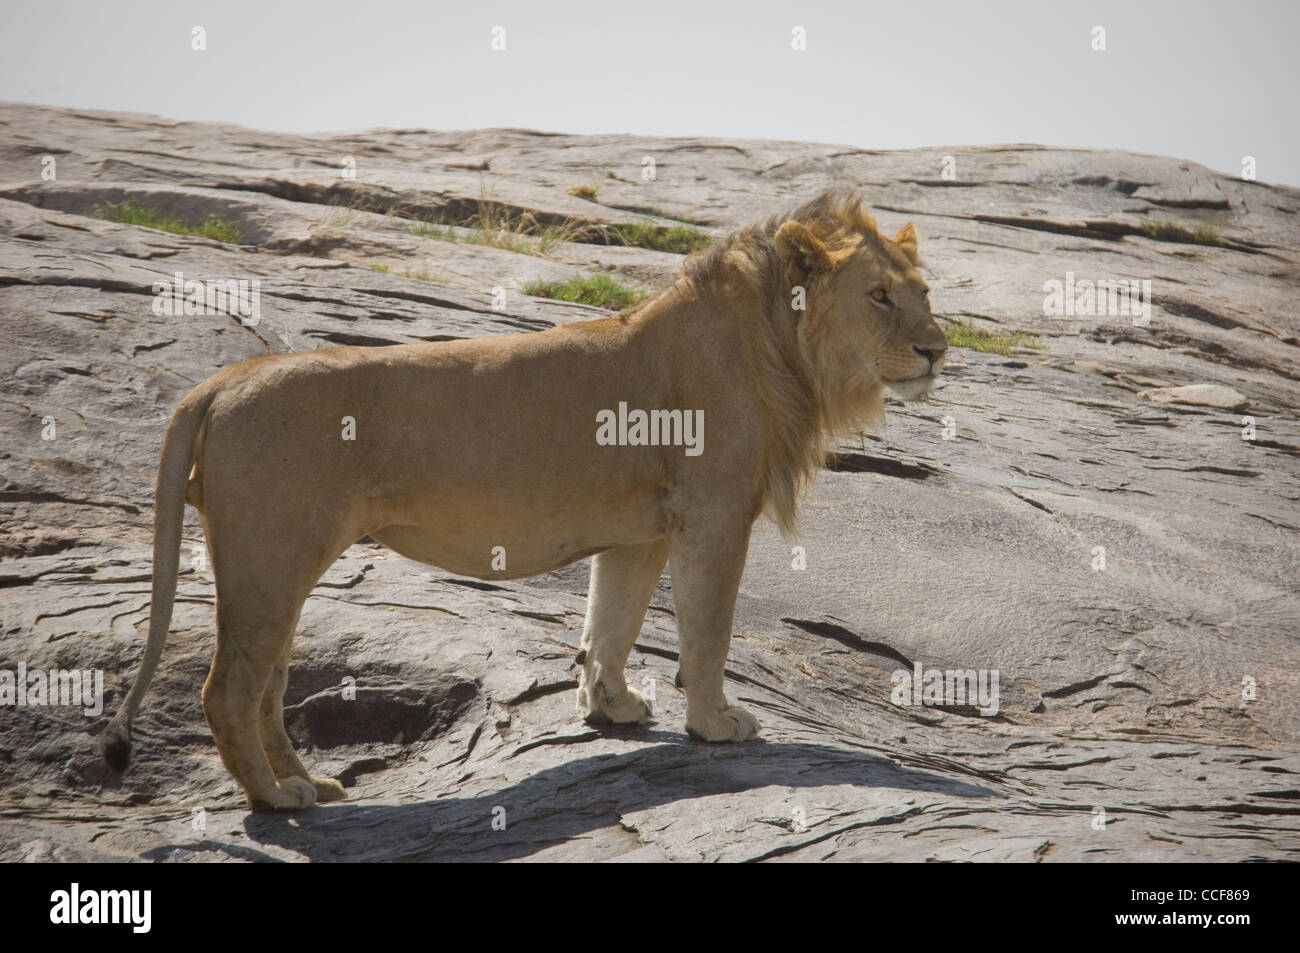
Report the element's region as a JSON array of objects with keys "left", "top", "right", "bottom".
[{"left": 241, "top": 738, "right": 1002, "bottom": 861}]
